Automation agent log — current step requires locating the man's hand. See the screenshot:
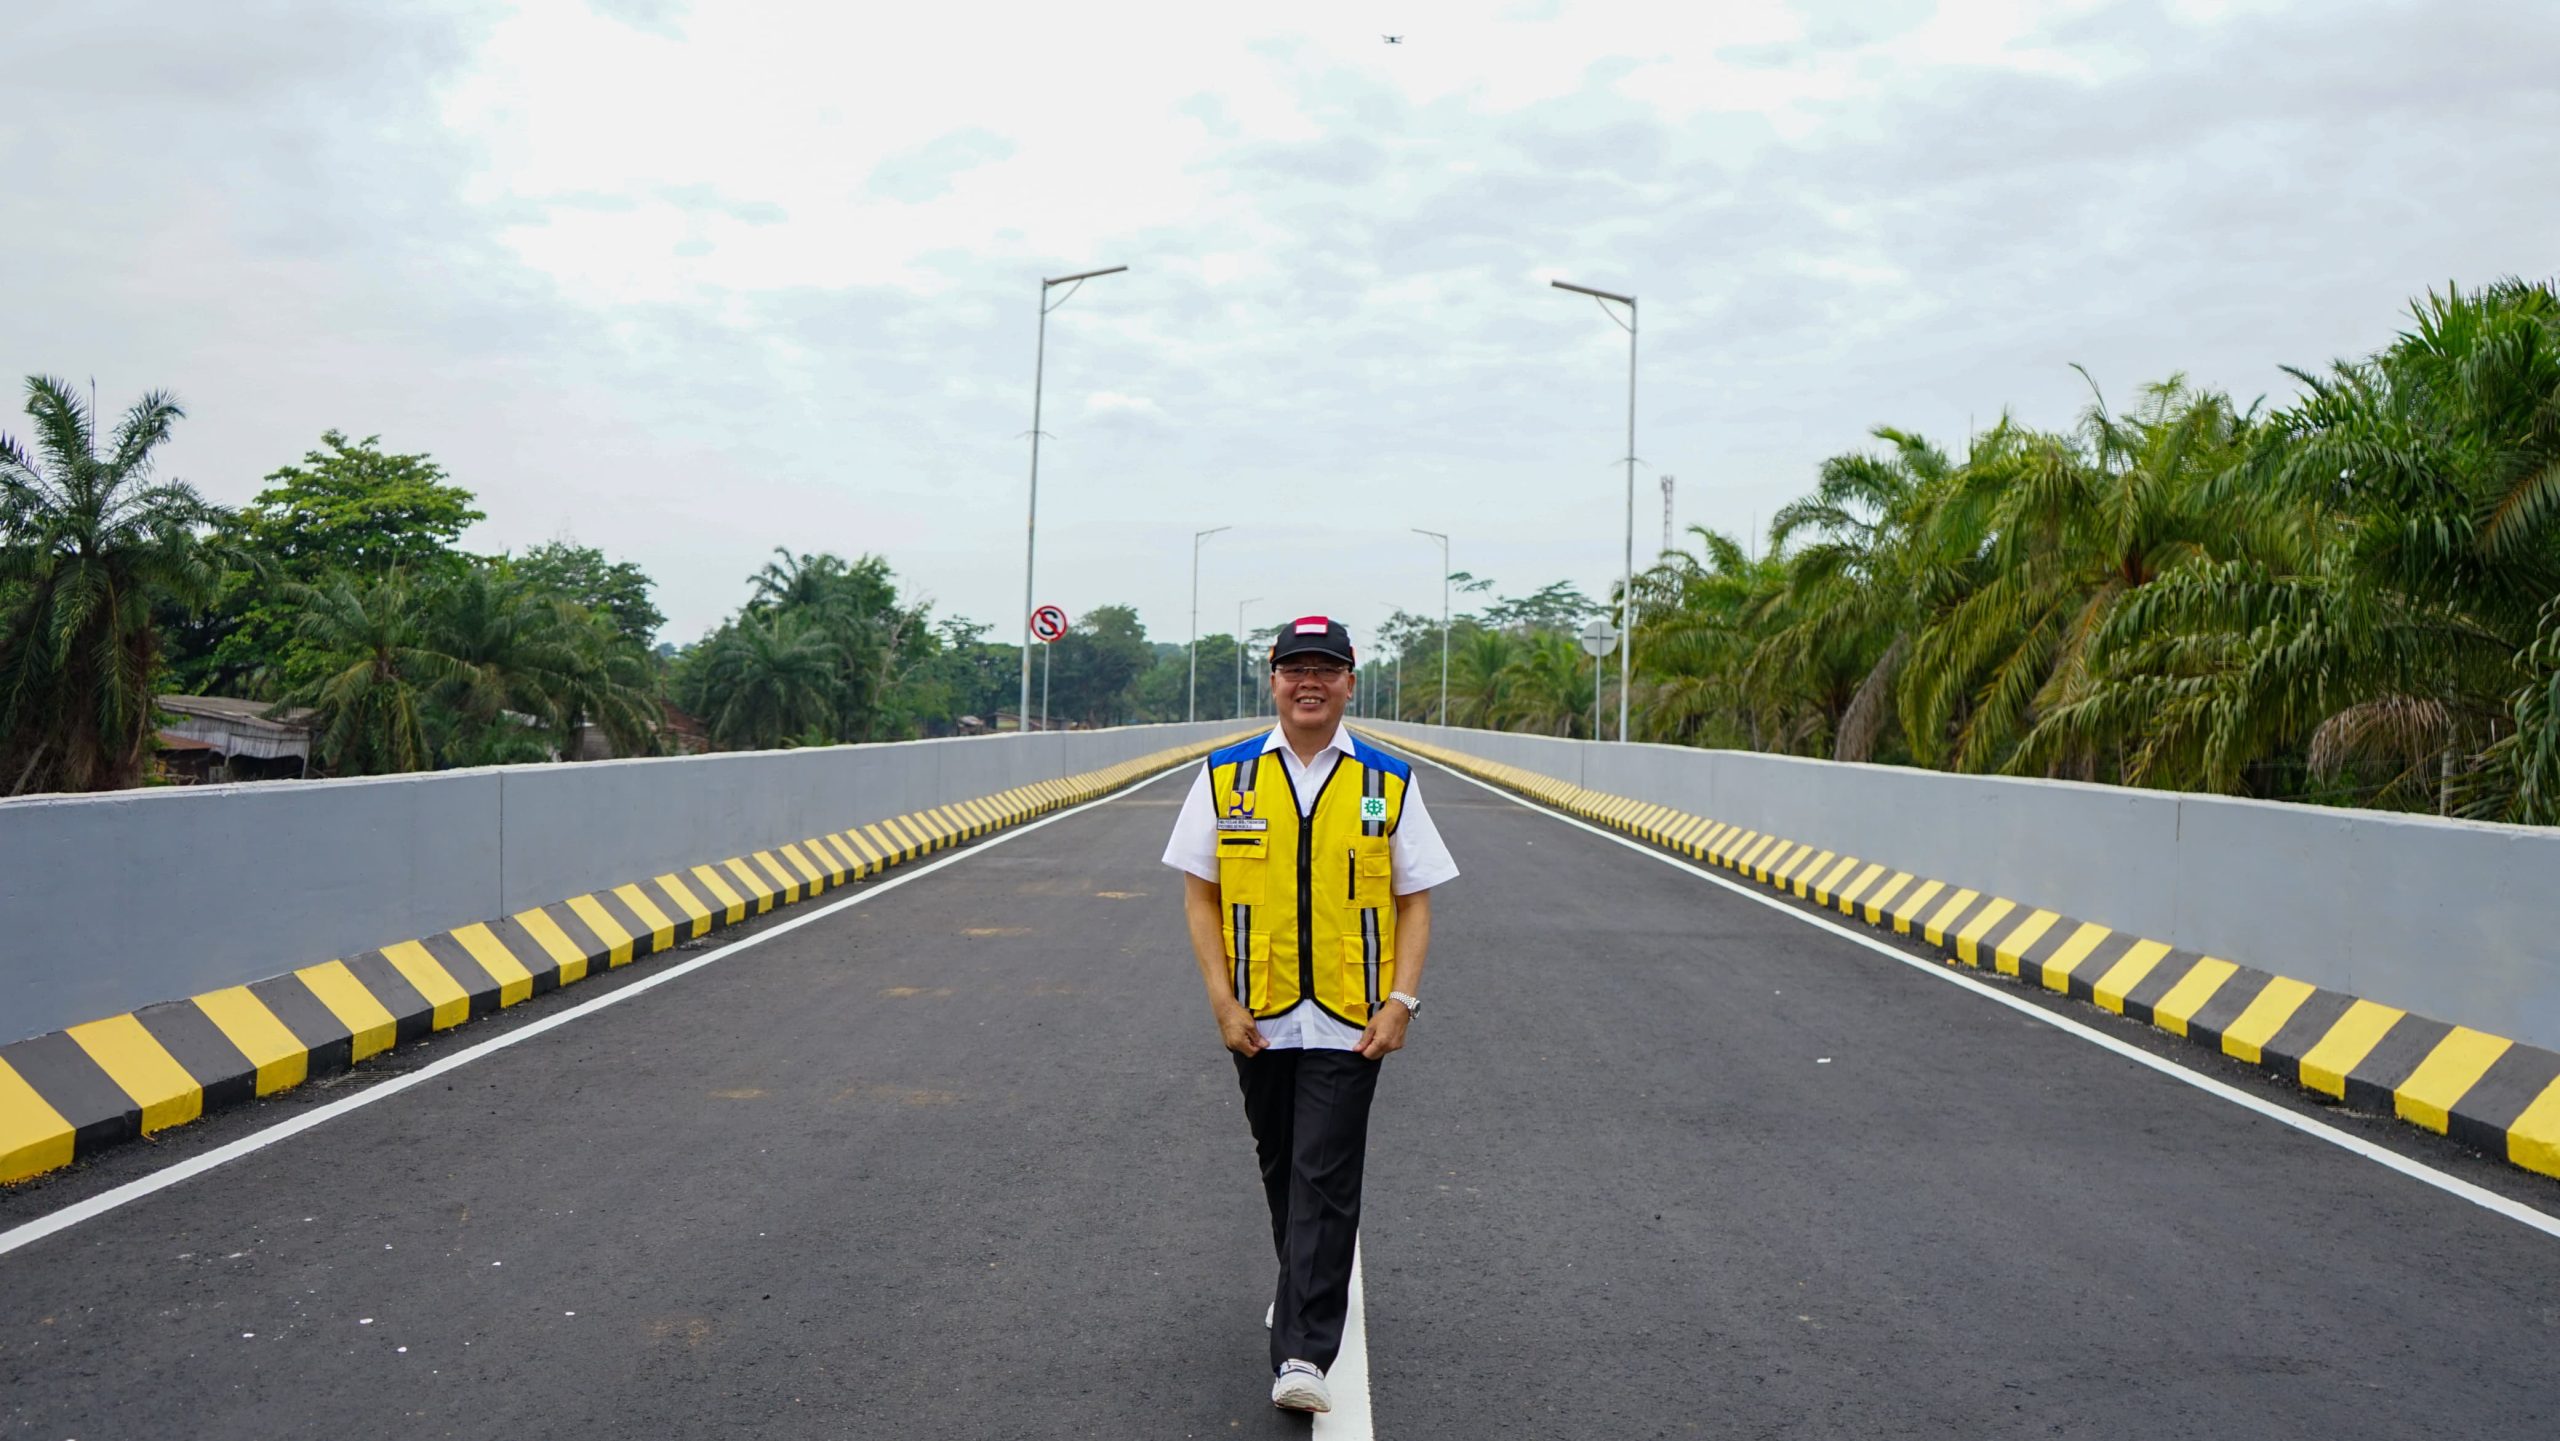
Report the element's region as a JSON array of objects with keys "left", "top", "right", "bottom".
[
  {"left": 1354, "top": 998, "right": 1412, "bottom": 1060},
  {"left": 1214, "top": 996, "right": 1268, "bottom": 1056}
]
